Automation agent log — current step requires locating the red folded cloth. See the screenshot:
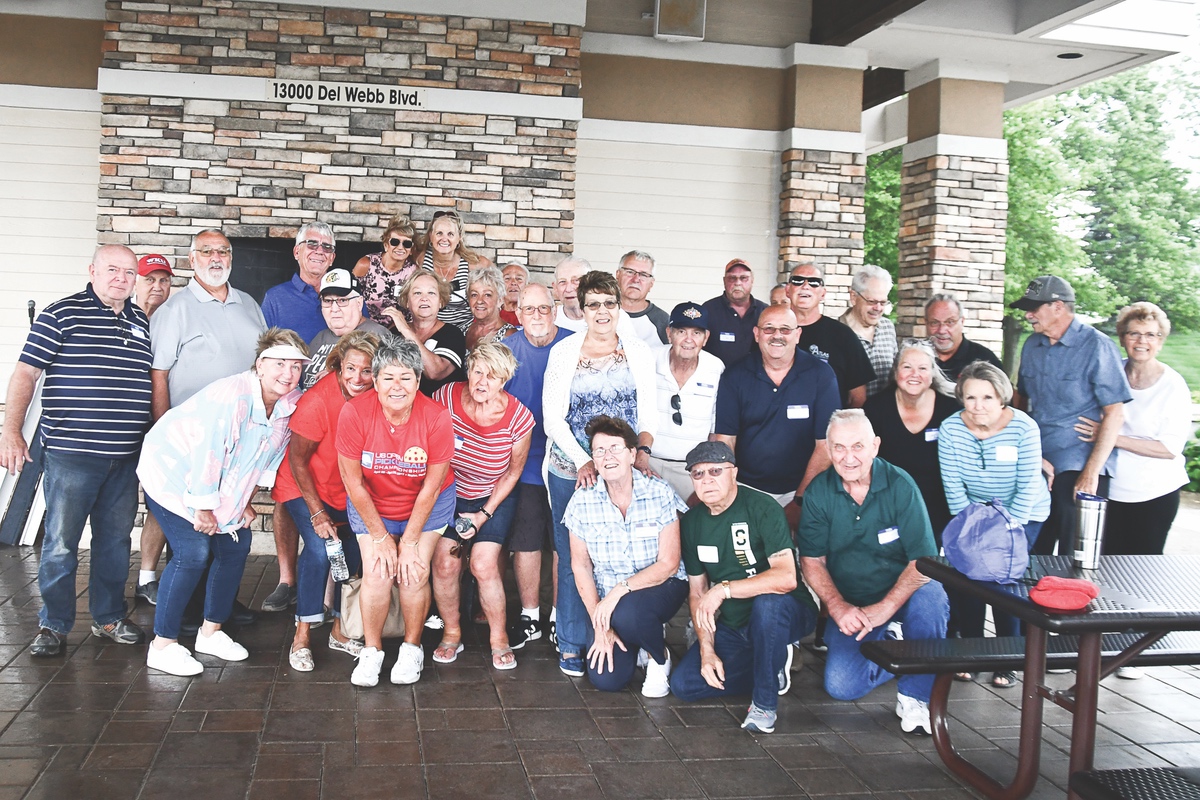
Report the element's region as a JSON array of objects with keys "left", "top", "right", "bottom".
[{"left": 1029, "top": 576, "right": 1100, "bottom": 612}]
